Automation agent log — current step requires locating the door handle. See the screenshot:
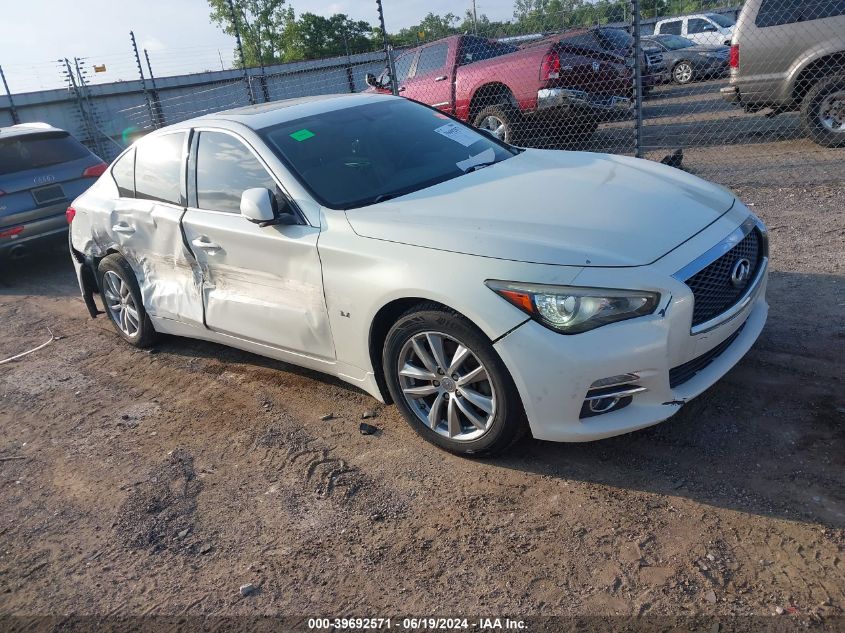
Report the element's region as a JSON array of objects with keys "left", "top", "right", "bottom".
[
  {"left": 398, "top": 86, "right": 406, "bottom": 92},
  {"left": 191, "top": 236, "right": 221, "bottom": 251},
  {"left": 112, "top": 223, "right": 135, "bottom": 234},
  {"left": 434, "top": 75, "right": 447, "bottom": 82}
]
